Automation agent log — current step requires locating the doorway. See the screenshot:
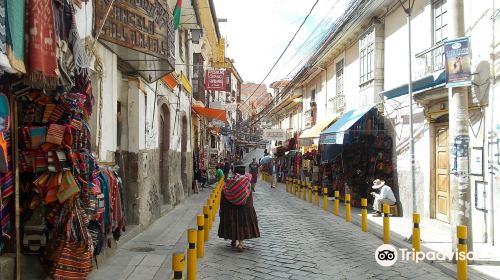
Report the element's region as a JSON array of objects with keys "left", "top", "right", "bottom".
[
  {"left": 160, "top": 104, "right": 171, "bottom": 204},
  {"left": 181, "top": 116, "right": 188, "bottom": 193},
  {"left": 435, "top": 124, "right": 450, "bottom": 223}
]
